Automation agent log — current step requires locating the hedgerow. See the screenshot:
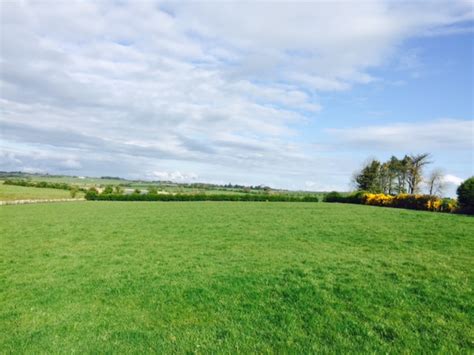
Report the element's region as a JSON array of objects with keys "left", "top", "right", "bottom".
[
  {"left": 85, "top": 192, "right": 319, "bottom": 202},
  {"left": 323, "top": 191, "right": 366, "bottom": 204},
  {"left": 3, "top": 179, "right": 85, "bottom": 192},
  {"left": 324, "top": 191, "right": 459, "bottom": 213}
]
